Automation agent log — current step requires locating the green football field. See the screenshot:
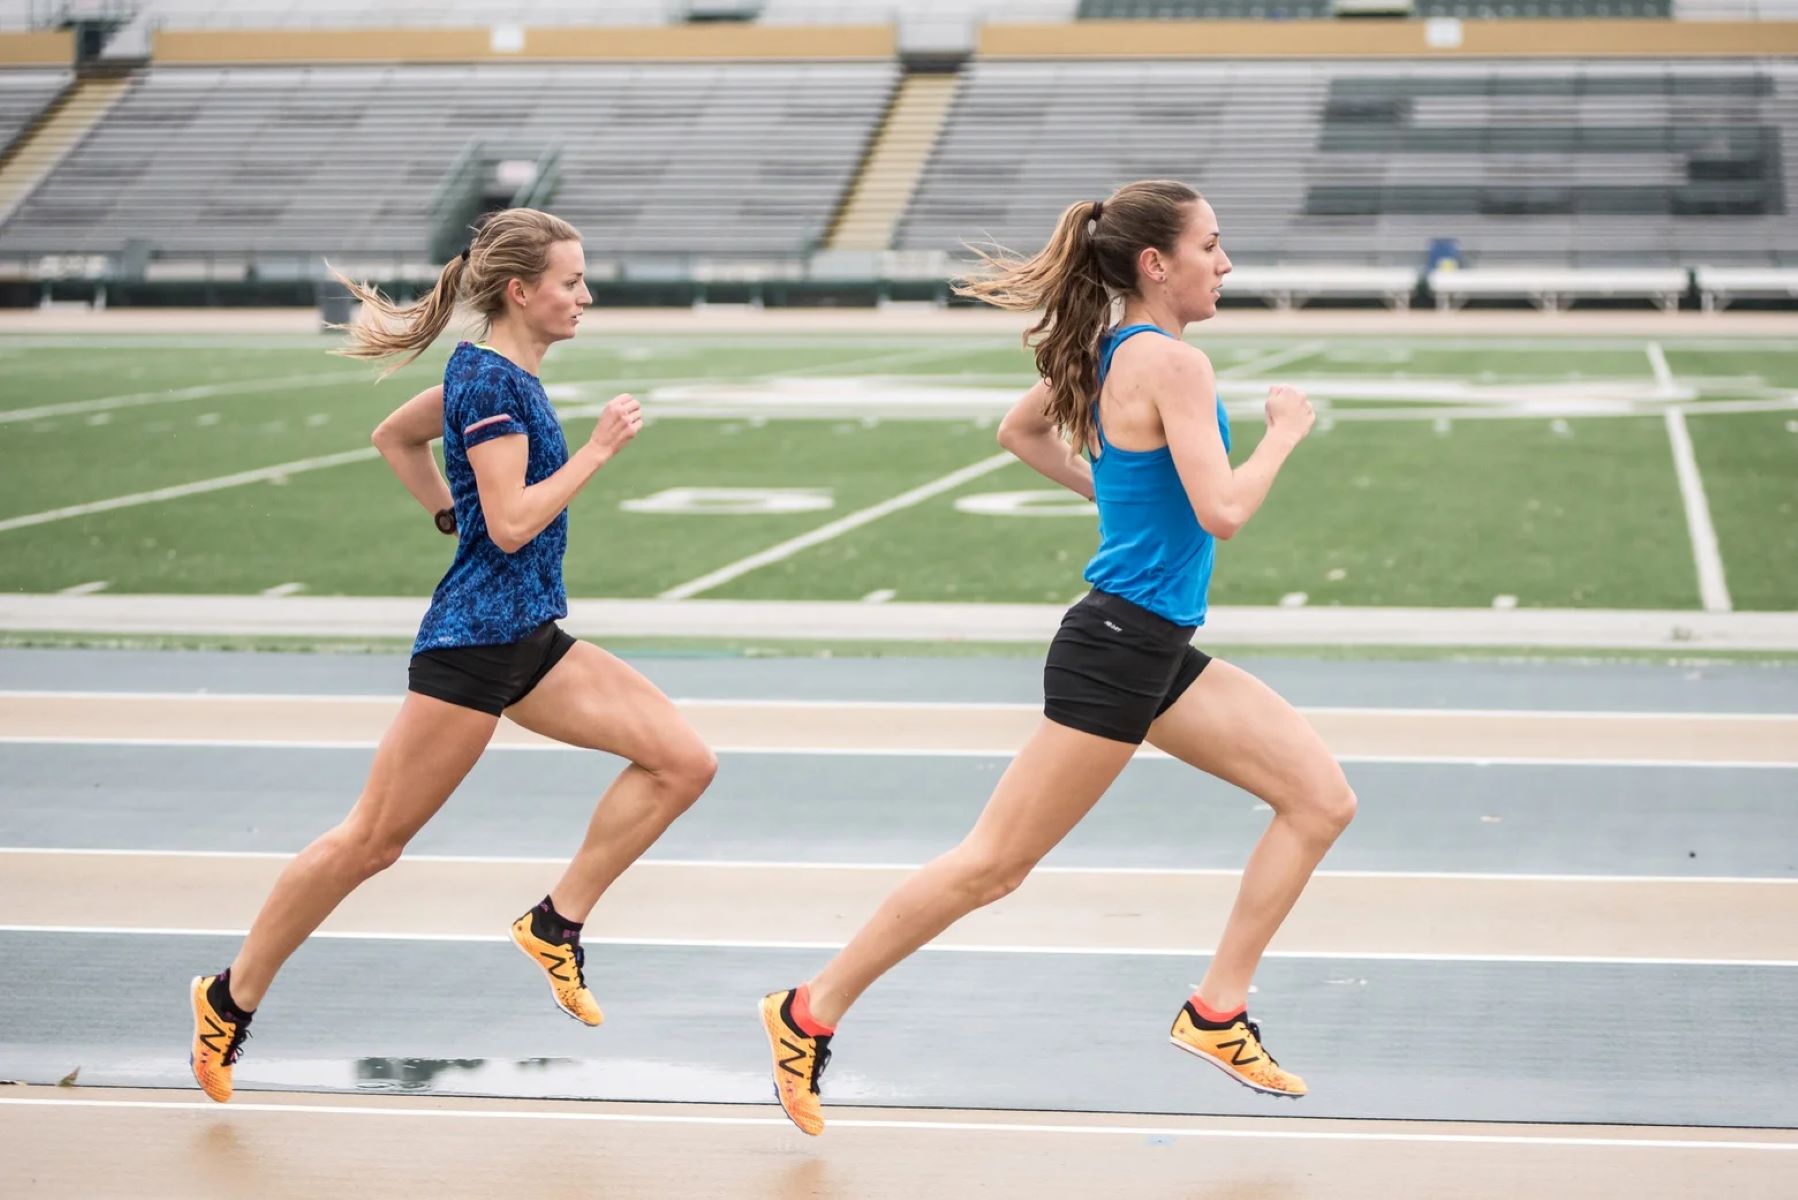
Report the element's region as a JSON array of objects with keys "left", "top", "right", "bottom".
[{"left": 1, "top": 329, "right": 1794, "bottom": 611}]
